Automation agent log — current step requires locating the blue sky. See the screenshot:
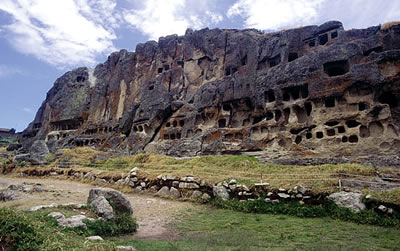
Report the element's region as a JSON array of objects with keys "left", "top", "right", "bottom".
[{"left": 0, "top": 0, "right": 399, "bottom": 132}]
